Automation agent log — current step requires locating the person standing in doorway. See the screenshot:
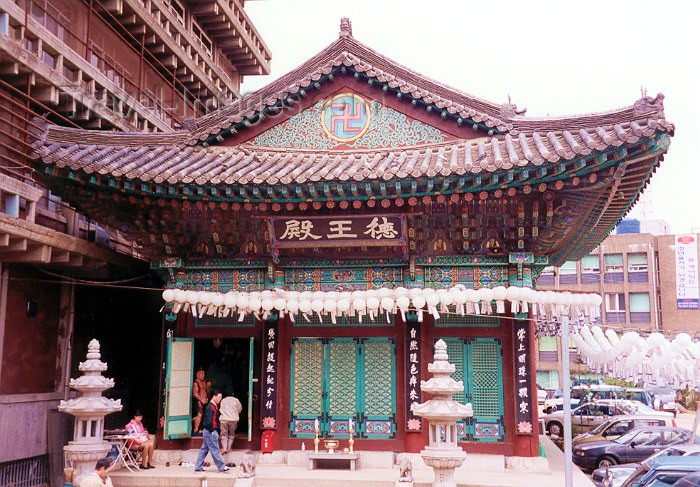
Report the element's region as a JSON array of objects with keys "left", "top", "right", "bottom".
[
  {"left": 194, "top": 389, "right": 230, "bottom": 473},
  {"left": 192, "top": 367, "right": 208, "bottom": 433},
  {"left": 220, "top": 392, "right": 242, "bottom": 455}
]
